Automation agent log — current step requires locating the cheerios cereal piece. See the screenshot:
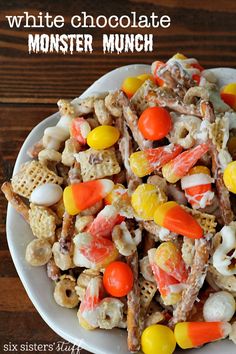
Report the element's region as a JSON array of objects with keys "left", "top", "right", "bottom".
[
  {"left": 52, "top": 242, "right": 73, "bottom": 271},
  {"left": 25, "top": 239, "right": 52, "bottom": 266},
  {"left": 54, "top": 275, "right": 79, "bottom": 308}
]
